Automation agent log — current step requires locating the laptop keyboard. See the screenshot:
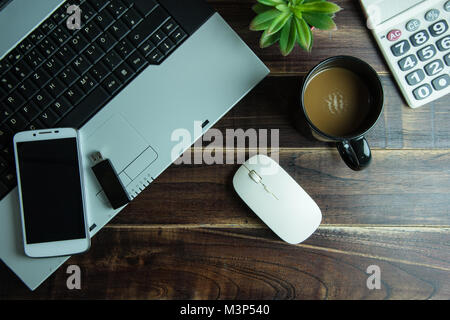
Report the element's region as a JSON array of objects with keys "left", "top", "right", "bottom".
[{"left": 0, "top": 0, "right": 188, "bottom": 200}]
